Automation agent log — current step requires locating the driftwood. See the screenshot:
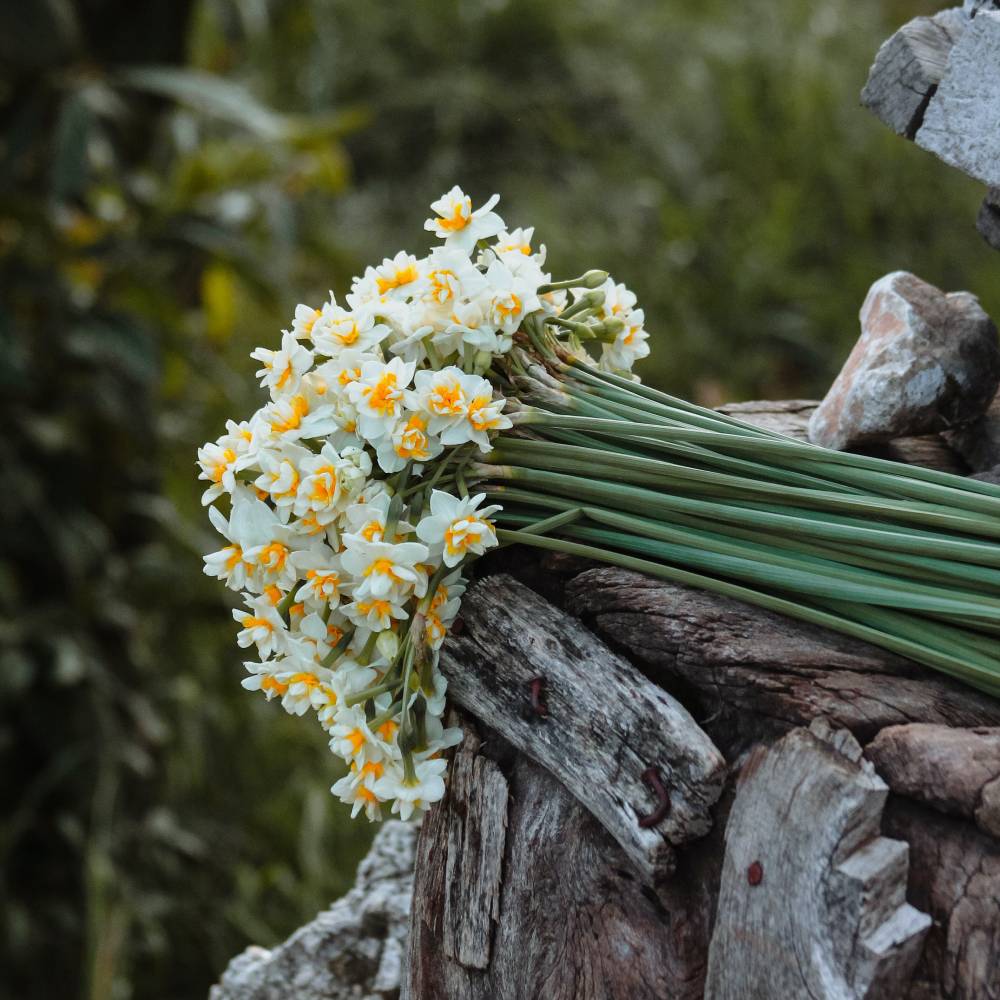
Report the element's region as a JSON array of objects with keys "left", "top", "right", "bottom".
[
  {"left": 438, "top": 575, "right": 726, "bottom": 882},
  {"left": 706, "top": 720, "right": 930, "bottom": 999}
]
